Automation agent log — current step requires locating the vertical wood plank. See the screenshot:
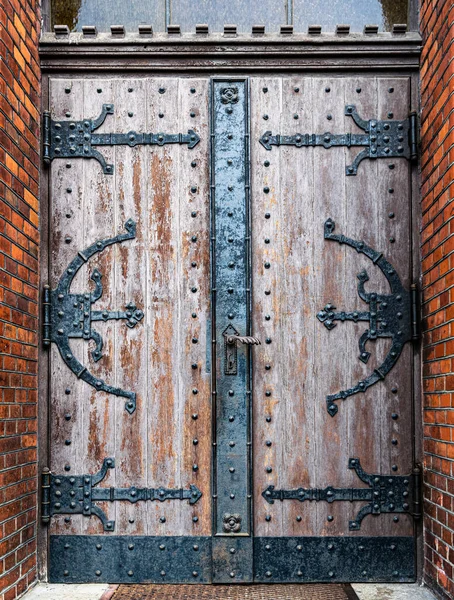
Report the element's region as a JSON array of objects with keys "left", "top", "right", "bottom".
[
  {"left": 279, "top": 76, "right": 317, "bottom": 537},
  {"left": 80, "top": 78, "right": 117, "bottom": 535},
  {"left": 311, "top": 76, "right": 349, "bottom": 537},
  {"left": 376, "top": 76, "right": 414, "bottom": 536},
  {"left": 251, "top": 76, "right": 283, "bottom": 537},
  {"left": 178, "top": 78, "right": 211, "bottom": 536},
  {"left": 146, "top": 77, "right": 182, "bottom": 536},
  {"left": 113, "top": 77, "right": 149, "bottom": 535},
  {"left": 49, "top": 77, "right": 85, "bottom": 536},
  {"left": 344, "top": 76, "right": 384, "bottom": 538}
]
